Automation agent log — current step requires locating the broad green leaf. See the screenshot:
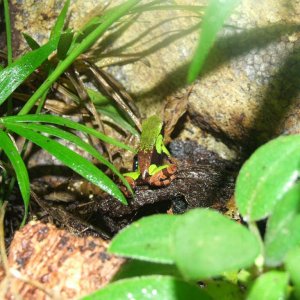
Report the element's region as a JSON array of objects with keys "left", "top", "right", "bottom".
[
  {"left": 236, "top": 135, "right": 300, "bottom": 221},
  {"left": 0, "top": 130, "right": 30, "bottom": 225},
  {"left": 5, "top": 122, "right": 127, "bottom": 204},
  {"left": 109, "top": 214, "right": 177, "bottom": 264},
  {"left": 285, "top": 248, "right": 300, "bottom": 299},
  {"left": 265, "top": 184, "right": 300, "bottom": 266},
  {"left": 113, "top": 260, "right": 181, "bottom": 281},
  {"left": 172, "top": 209, "right": 260, "bottom": 280},
  {"left": 0, "top": 114, "right": 134, "bottom": 152},
  {"left": 204, "top": 280, "right": 245, "bottom": 300},
  {"left": 0, "top": 38, "right": 58, "bottom": 105},
  {"left": 81, "top": 276, "right": 212, "bottom": 300},
  {"left": 246, "top": 271, "right": 288, "bottom": 300},
  {"left": 50, "top": 0, "right": 70, "bottom": 39},
  {"left": 14, "top": 122, "right": 132, "bottom": 193},
  {"left": 187, "top": 0, "right": 241, "bottom": 82}
]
